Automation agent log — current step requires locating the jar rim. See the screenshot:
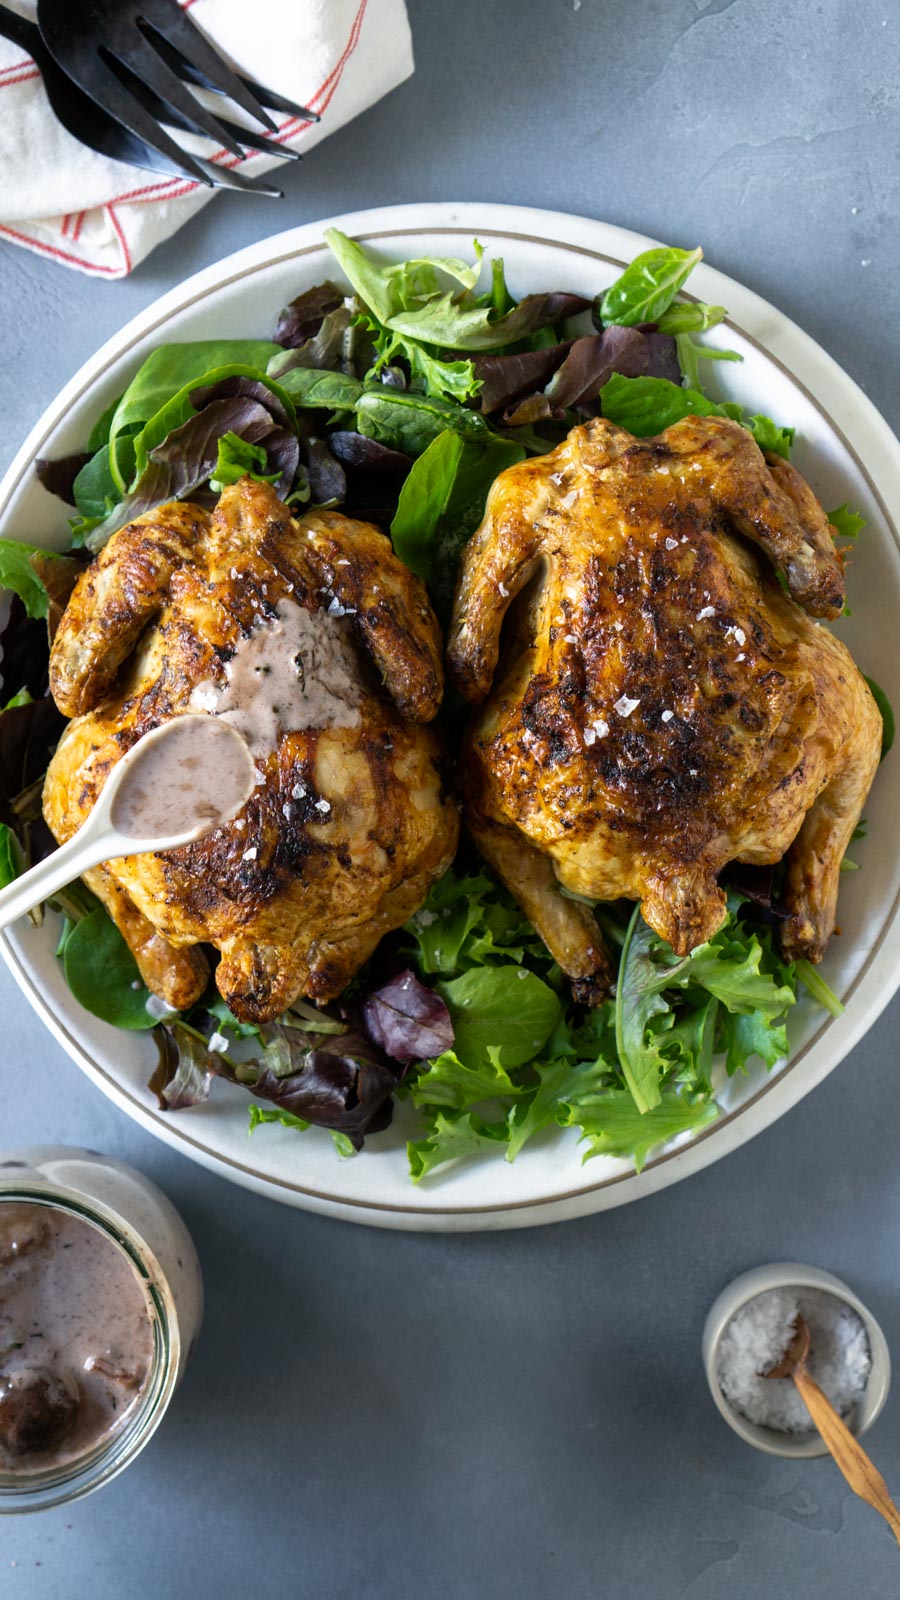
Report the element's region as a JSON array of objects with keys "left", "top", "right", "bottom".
[{"left": 0, "top": 1187, "right": 179, "bottom": 1513}]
